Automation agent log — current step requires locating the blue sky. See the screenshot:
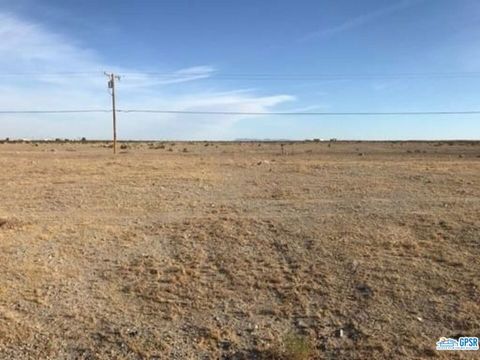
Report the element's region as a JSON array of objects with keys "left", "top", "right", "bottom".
[{"left": 0, "top": 0, "right": 479, "bottom": 140}]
